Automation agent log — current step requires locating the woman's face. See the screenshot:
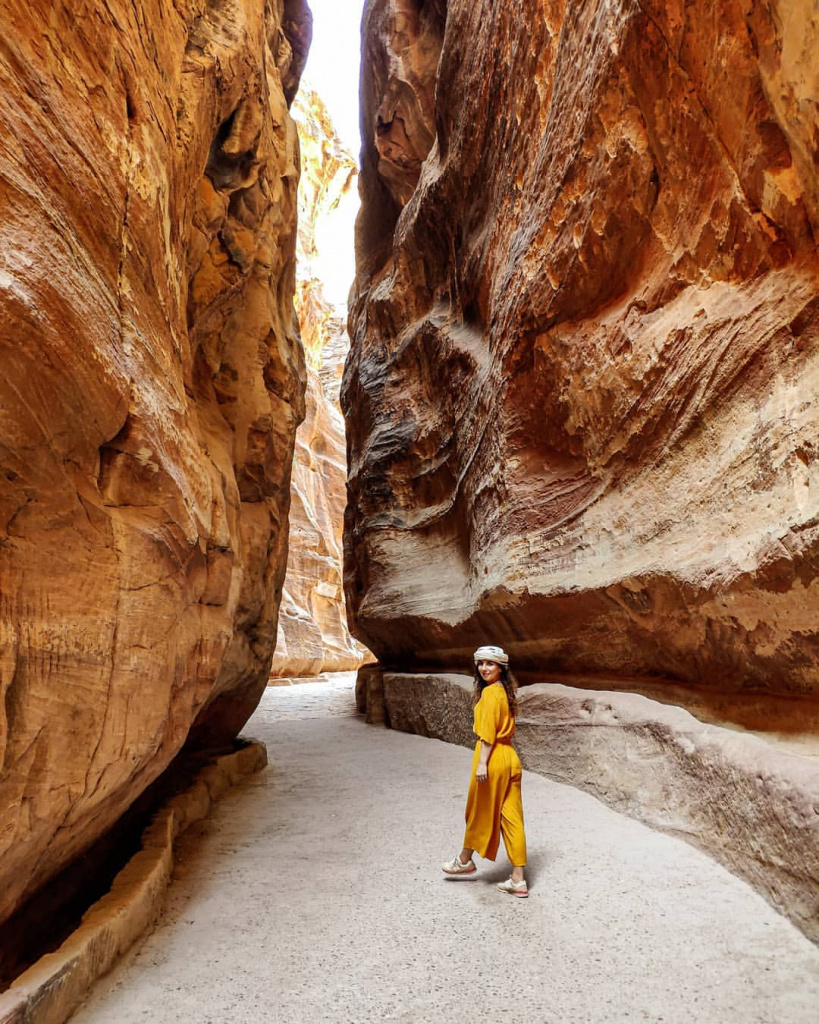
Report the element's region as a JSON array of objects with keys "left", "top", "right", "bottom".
[{"left": 477, "top": 659, "right": 502, "bottom": 684}]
